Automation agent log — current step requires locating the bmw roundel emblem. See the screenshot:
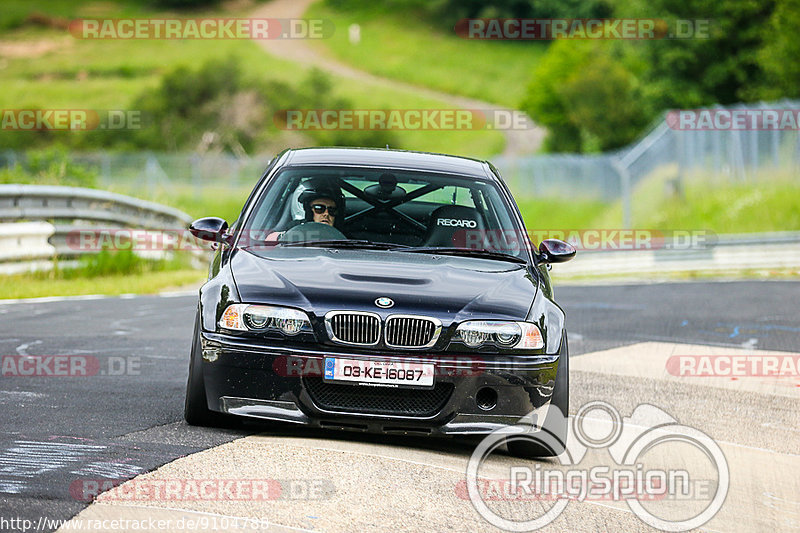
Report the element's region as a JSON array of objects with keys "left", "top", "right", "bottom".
[{"left": 375, "top": 297, "right": 394, "bottom": 309}]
